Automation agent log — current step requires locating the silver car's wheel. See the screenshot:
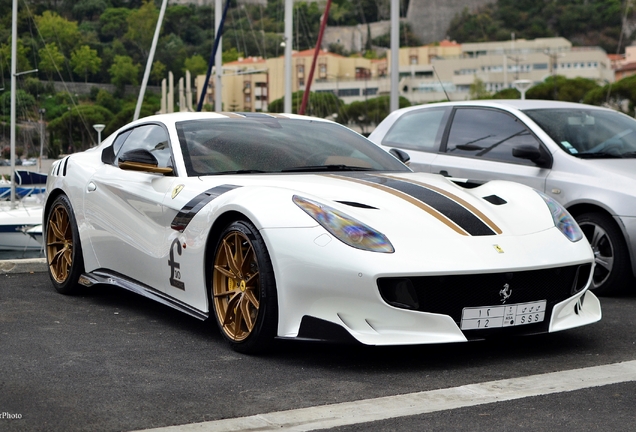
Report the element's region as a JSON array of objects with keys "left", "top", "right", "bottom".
[{"left": 576, "top": 212, "right": 630, "bottom": 296}]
